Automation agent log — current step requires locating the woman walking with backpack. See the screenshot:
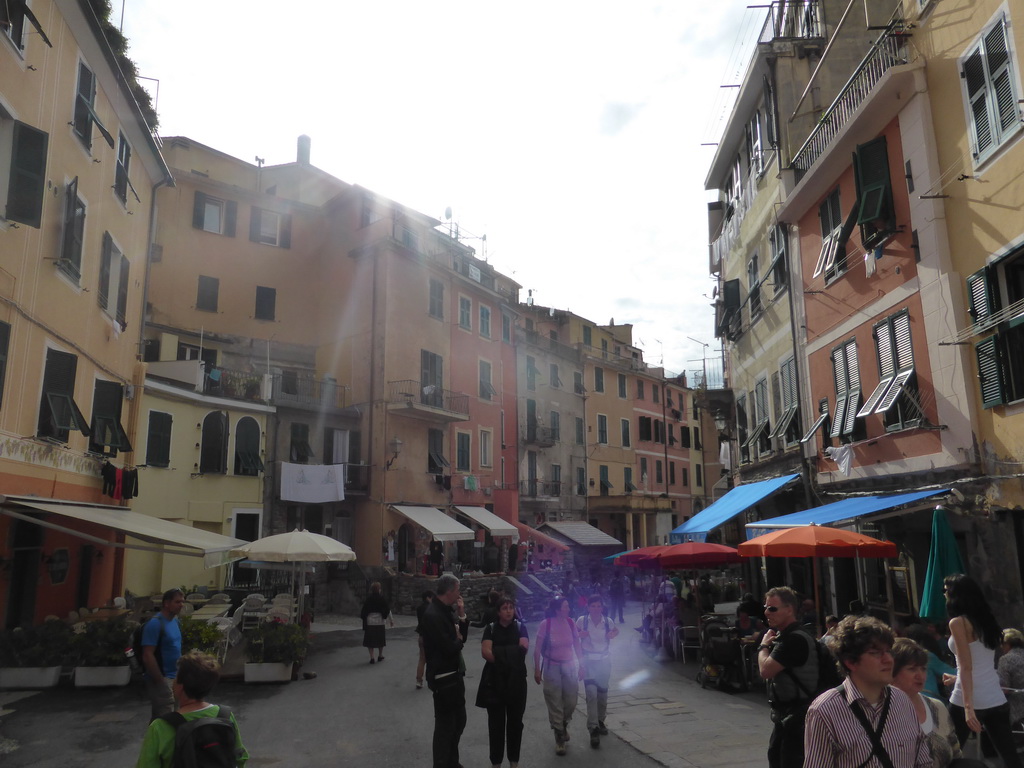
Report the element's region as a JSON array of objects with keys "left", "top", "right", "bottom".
[
  {"left": 534, "top": 595, "right": 585, "bottom": 755},
  {"left": 476, "top": 596, "right": 529, "bottom": 768}
]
